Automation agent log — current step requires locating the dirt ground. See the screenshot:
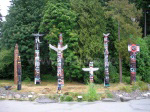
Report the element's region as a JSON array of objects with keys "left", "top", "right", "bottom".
[{"left": 0, "top": 80, "right": 125, "bottom": 94}]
